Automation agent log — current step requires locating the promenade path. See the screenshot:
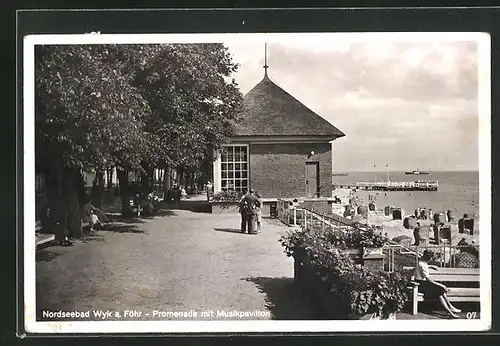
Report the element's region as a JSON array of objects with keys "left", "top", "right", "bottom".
[
  {"left": 36, "top": 199, "right": 320, "bottom": 321},
  {"left": 36, "top": 196, "right": 461, "bottom": 322}
]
